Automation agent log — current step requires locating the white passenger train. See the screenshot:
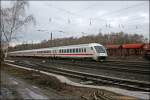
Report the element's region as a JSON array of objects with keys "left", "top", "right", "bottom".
[{"left": 9, "top": 43, "right": 108, "bottom": 61}]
